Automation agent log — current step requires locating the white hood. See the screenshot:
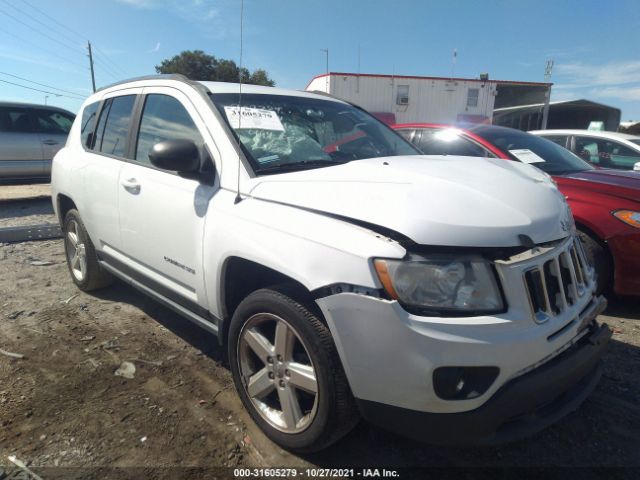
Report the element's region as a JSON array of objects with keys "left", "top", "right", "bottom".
[{"left": 247, "top": 155, "right": 571, "bottom": 247}]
